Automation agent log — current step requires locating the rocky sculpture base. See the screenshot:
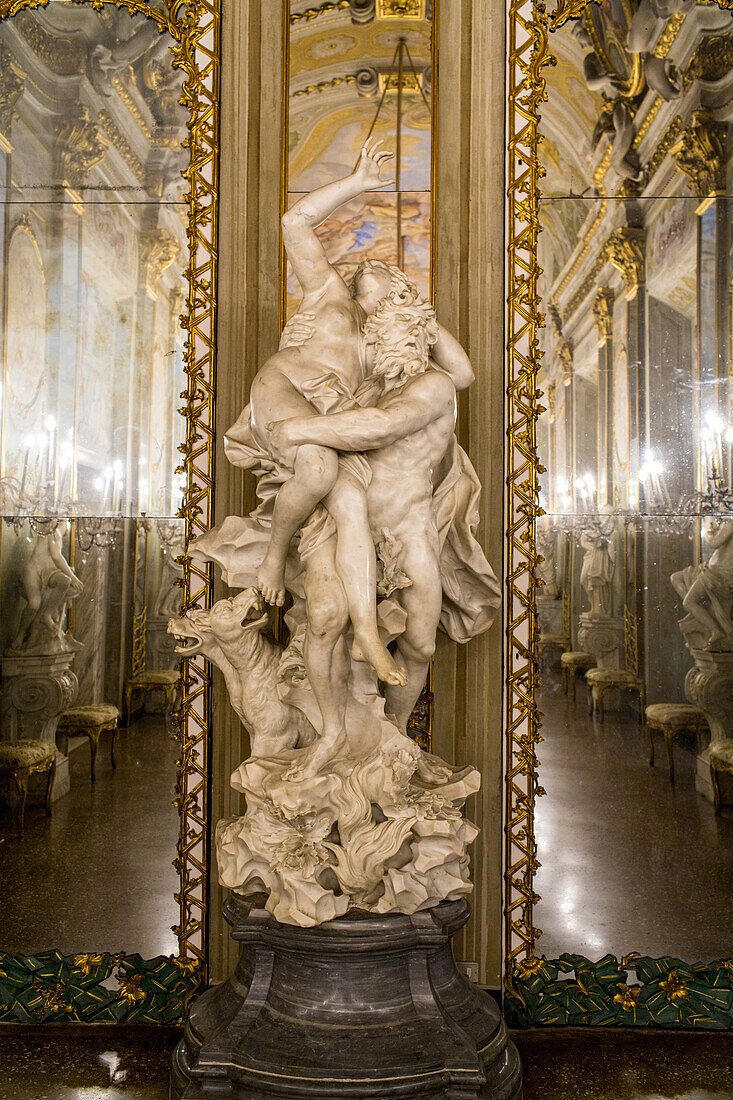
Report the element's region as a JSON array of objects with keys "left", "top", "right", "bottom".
[{"left": 171, "top": 896, "right": 522, "bottom": 1099}]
